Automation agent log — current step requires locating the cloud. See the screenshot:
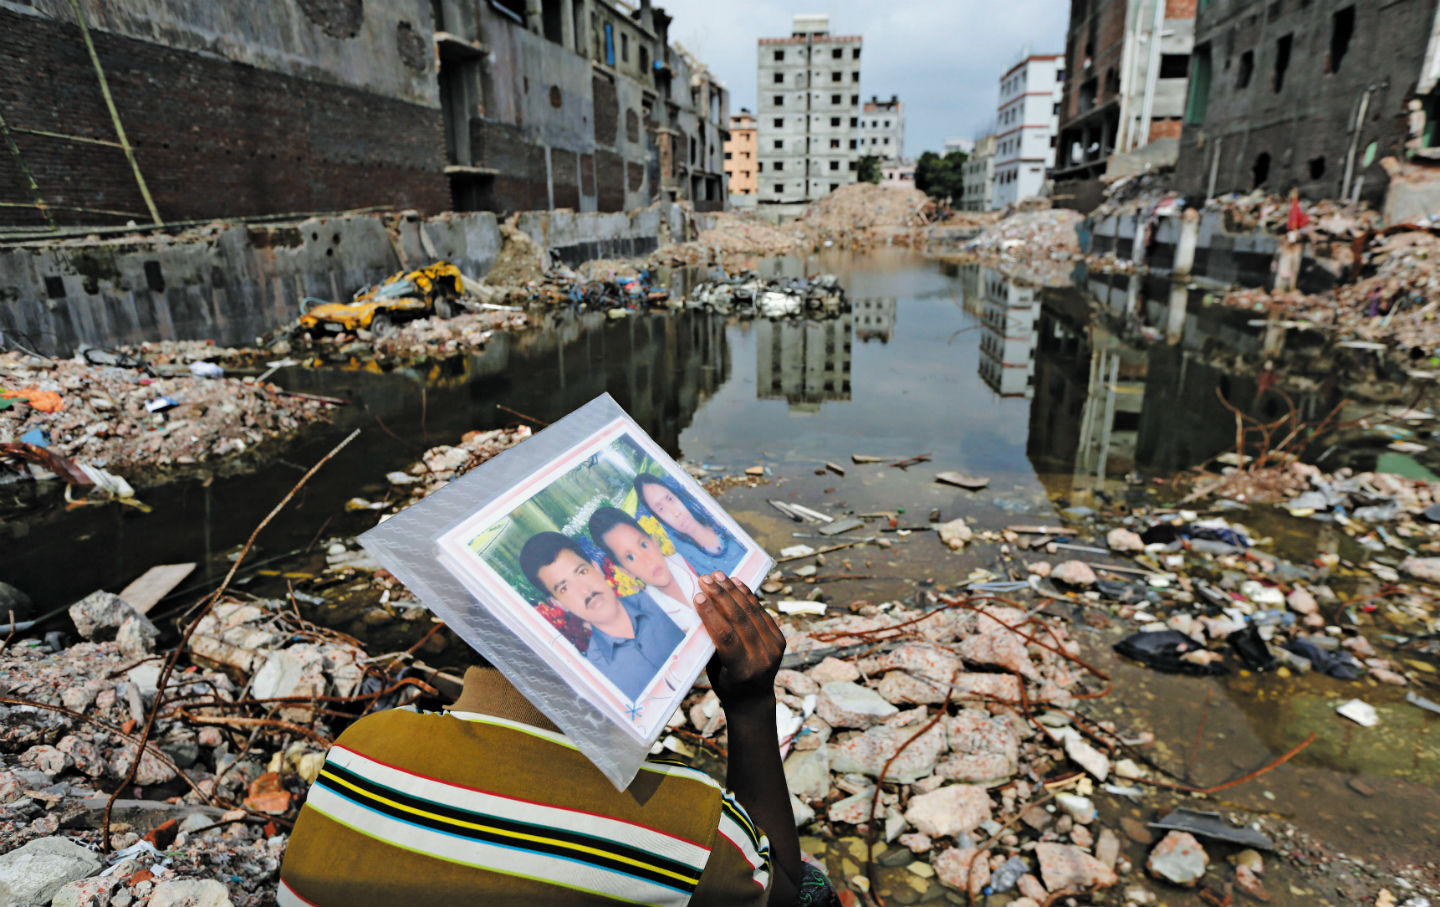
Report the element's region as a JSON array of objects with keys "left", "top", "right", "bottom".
[{"left": 659, "top": 0, "right": 1069, "bottom": 157}]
